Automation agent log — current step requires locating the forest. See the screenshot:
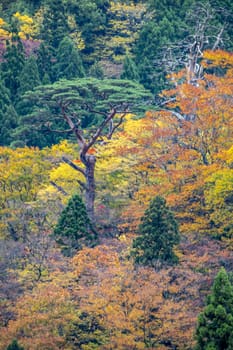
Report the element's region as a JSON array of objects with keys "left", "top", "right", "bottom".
[{"left": 0, "top": 0, "right": 233, "bottom": 349}]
